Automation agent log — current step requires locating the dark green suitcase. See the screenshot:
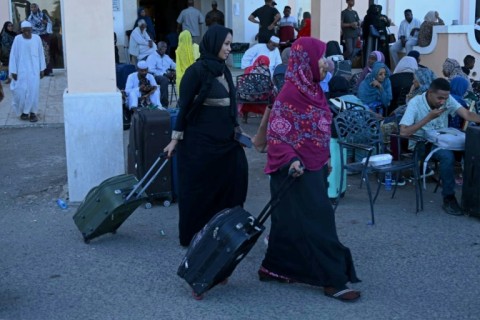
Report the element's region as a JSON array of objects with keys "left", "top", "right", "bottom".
[{"left": 73, "top": 155, "right": 169, "bottom": 243}]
